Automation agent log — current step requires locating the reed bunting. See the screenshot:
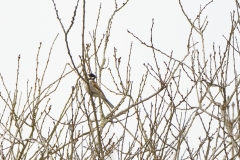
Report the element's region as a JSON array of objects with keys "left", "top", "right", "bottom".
[{"left": 84, "top": 73, "right": 114, "bottom": 109}]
